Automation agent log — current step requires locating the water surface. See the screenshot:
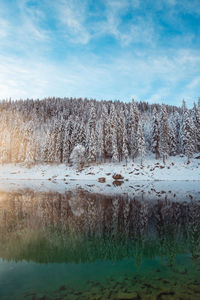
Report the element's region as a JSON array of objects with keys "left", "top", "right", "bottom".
[{"left": 0, "top": 182, "right": 200, "bottom": 299}]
